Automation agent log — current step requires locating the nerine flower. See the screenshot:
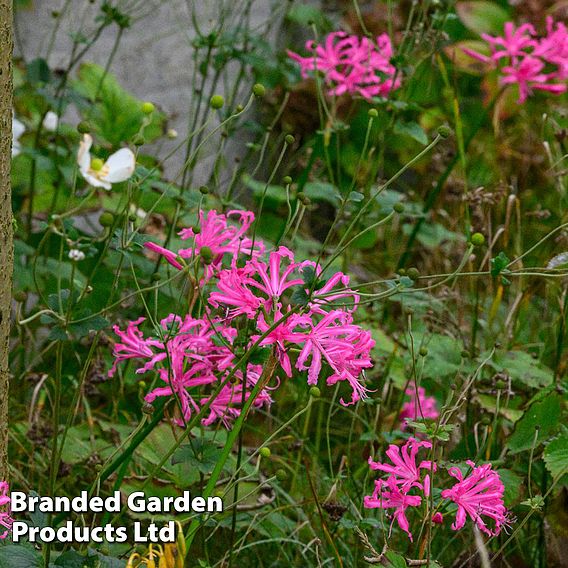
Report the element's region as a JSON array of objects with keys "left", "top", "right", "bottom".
[
  {"left": 441, "top": 460, "right": 509, "bottom": 536},
  {"left": 0, "top": 482, "right": 13, "bottom": 539},
  {"left": 463, "top": 18, "right": 568, "bottom": 103},
  {"left": 77, "top": 134, "right": 136, "bottom": 190},
  {"left": 368, "top": 438, "right": 435, "bottom": 494},
  {"left": 296, "top": 310, "right": 374, "bottom": 406},
  {"left": 145, "top": 210, "right": 264, "bottom": 280},
  {"left": 363, "top": 476, "right": 422, "bottom": 541},
  {"left": 288, "top": 31, "right": 400, "bottom": 100},
  {"left": 399, "top": 386, "right": 439, "bottom": 430}
]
